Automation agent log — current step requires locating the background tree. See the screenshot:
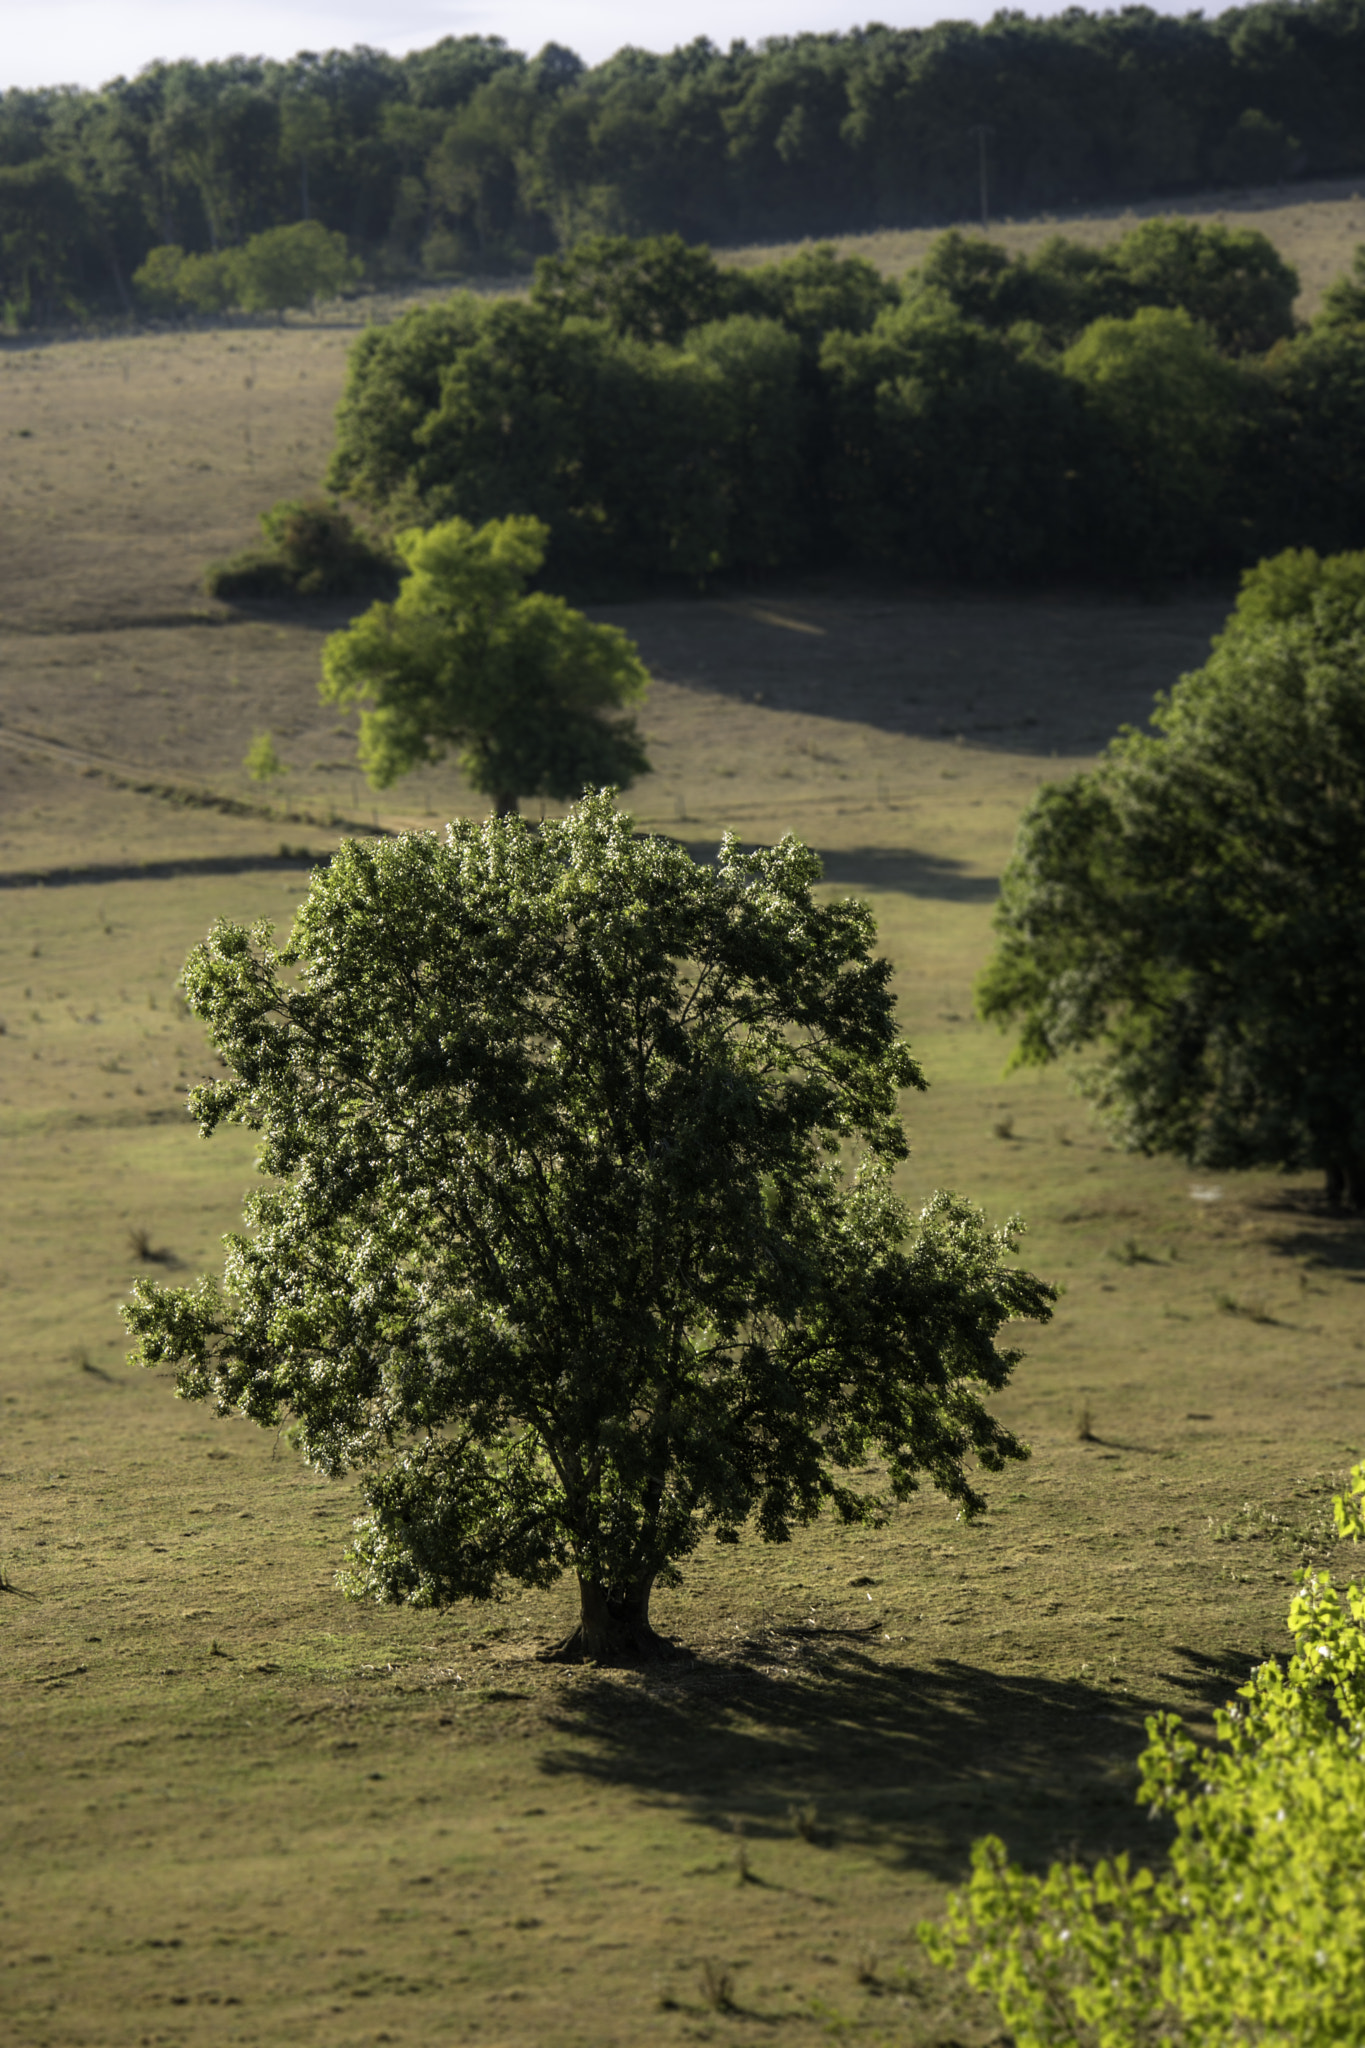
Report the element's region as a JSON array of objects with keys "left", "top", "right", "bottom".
[
  {"left": 8, "top": 12, "right": 1365, "bottom": 329},
  {"left": 320, "top": 514, "right": 650, "bottom": 815},
  {"left": 1059, "top": 306, "right": 1245, "bottom": 575},
  {"left": 231, "top": 220, "right": 359, "bottom": 316},
  {"left": 529, "top": 231, "right": 735, "bottom": 341},
  {"left": 122, "top": 795, "right": 1053, "bottom": 1662},
  {"left": 978, "top": 548, "right": 1365, "bottom": 1205},
  {"left": 1106, "top": 216, "right": 1299, "bottom": 356},
  {"left": 821, "top": 297, "right": 1097, "bottom": 579}
]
